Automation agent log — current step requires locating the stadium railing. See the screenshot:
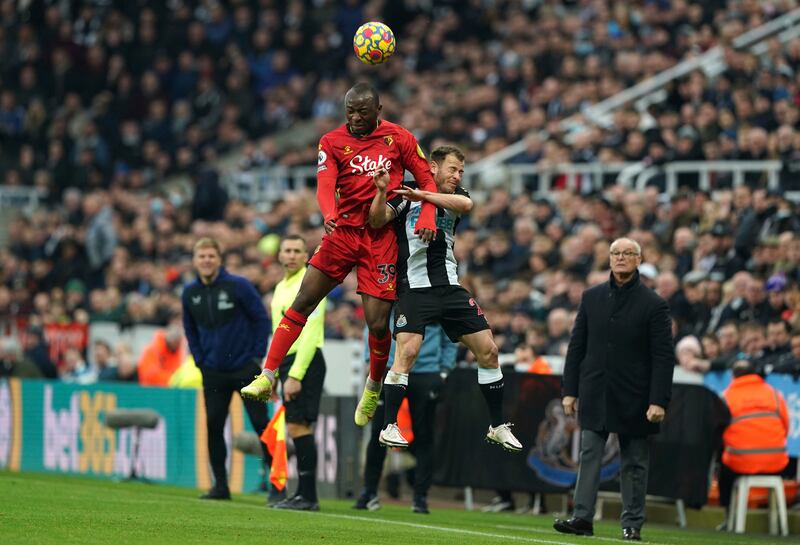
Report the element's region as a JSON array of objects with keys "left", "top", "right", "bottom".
[
  {"left": 582, "top": 6, "right": 800, "bottom": 128},
  {"left": 222, "top": 160, "right": 788, "bottom": 204},
  {"left": 466, "top": 7, "right": 800, "bottom": 180}
]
